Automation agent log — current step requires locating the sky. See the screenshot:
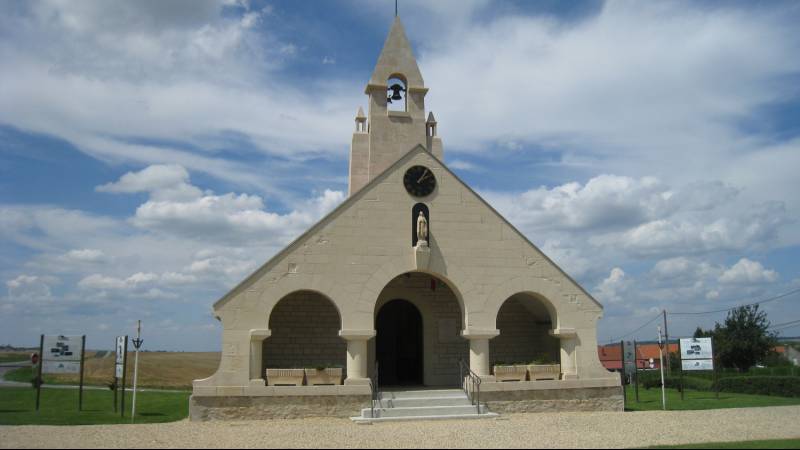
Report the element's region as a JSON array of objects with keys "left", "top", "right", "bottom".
[{"left": 1, "top": 0, "right": 800, "bottom": 351}]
